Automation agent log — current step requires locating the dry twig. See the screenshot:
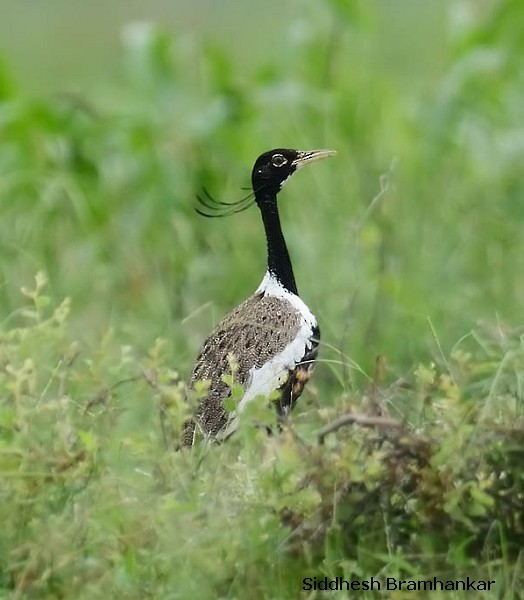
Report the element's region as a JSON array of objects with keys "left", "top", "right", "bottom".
[{"left": 317, "top": 413, "right": 403, "bottom": 445}]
